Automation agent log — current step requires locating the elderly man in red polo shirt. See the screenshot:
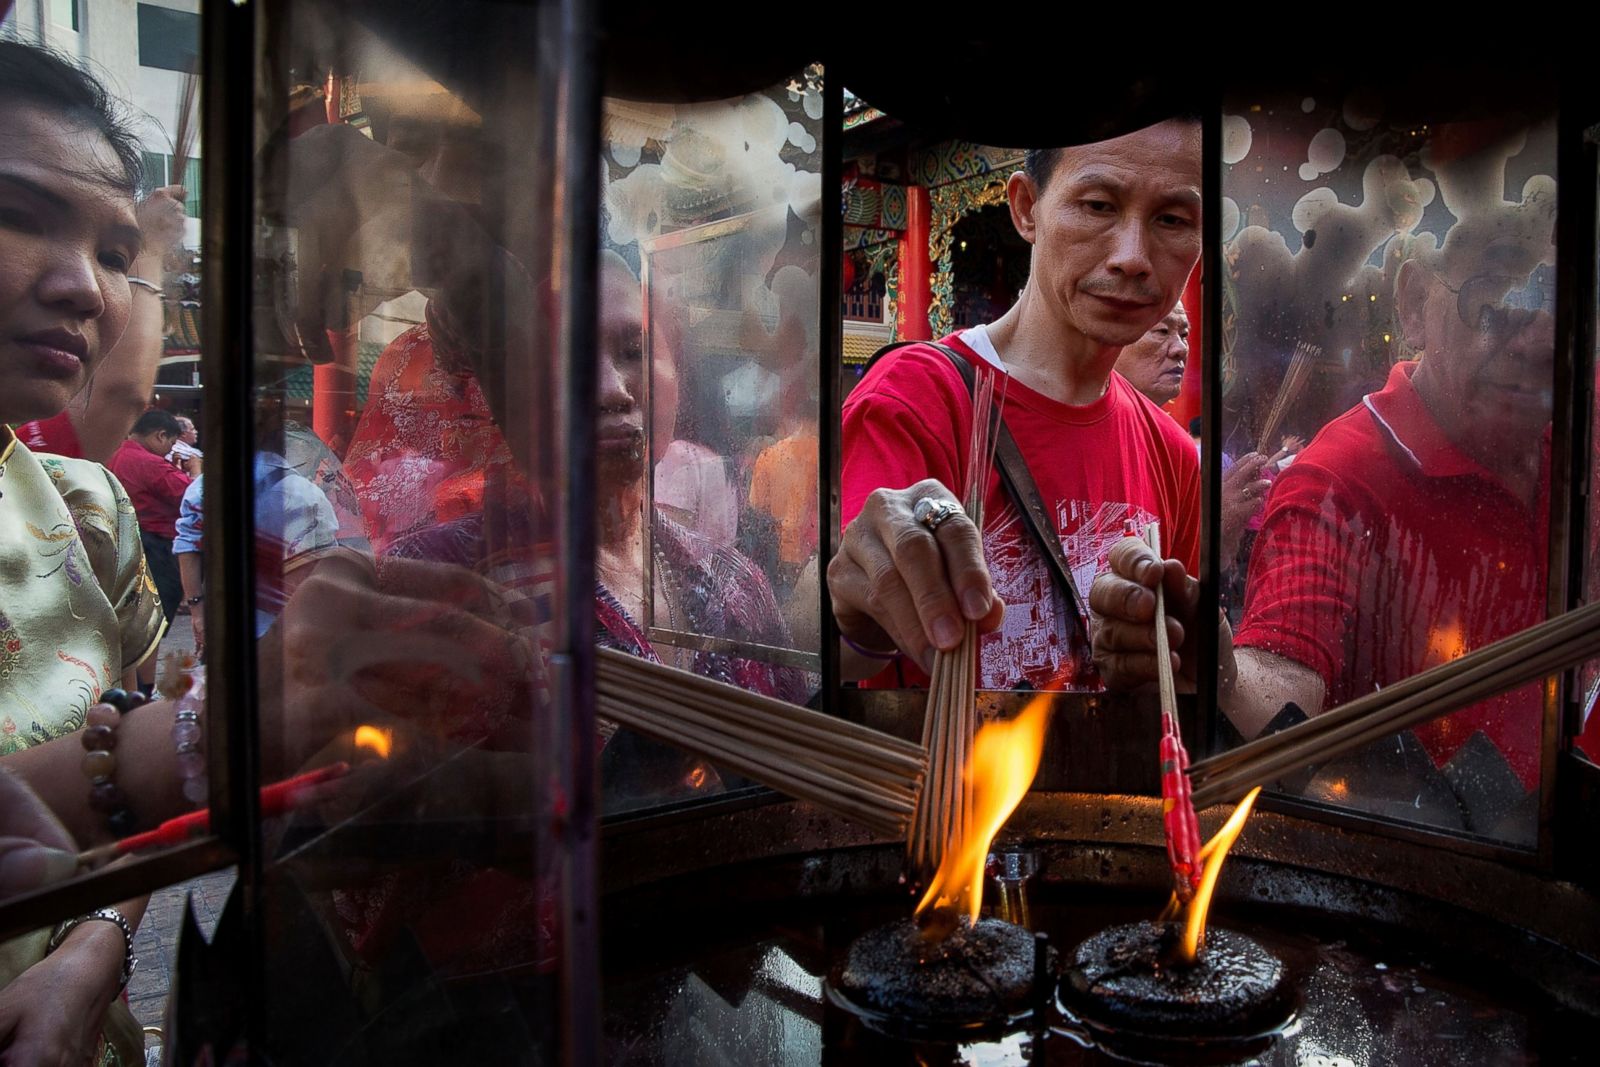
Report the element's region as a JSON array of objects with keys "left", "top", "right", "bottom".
[
  {"left": 109, "top": 408, "right": 193, "bottom": 632},
  {"left": 1092, "top": 127, "right": 1557, "bottom": 841}
]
